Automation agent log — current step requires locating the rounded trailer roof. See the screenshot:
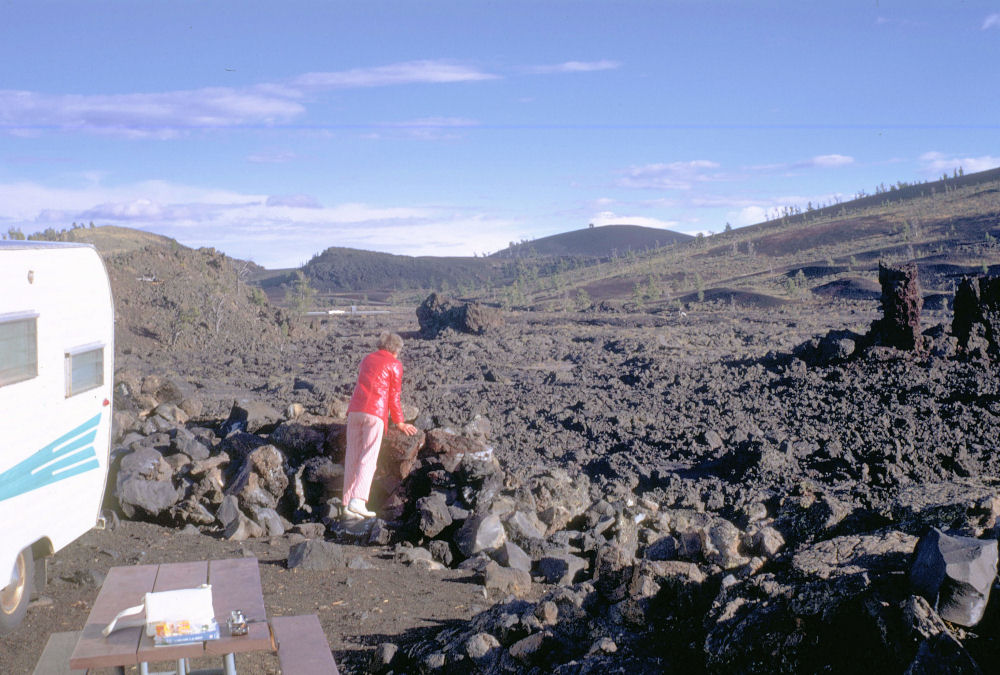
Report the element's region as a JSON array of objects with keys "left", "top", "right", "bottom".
[{"left": 0, "top": 240, "right": 95, "bottom": 251}]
